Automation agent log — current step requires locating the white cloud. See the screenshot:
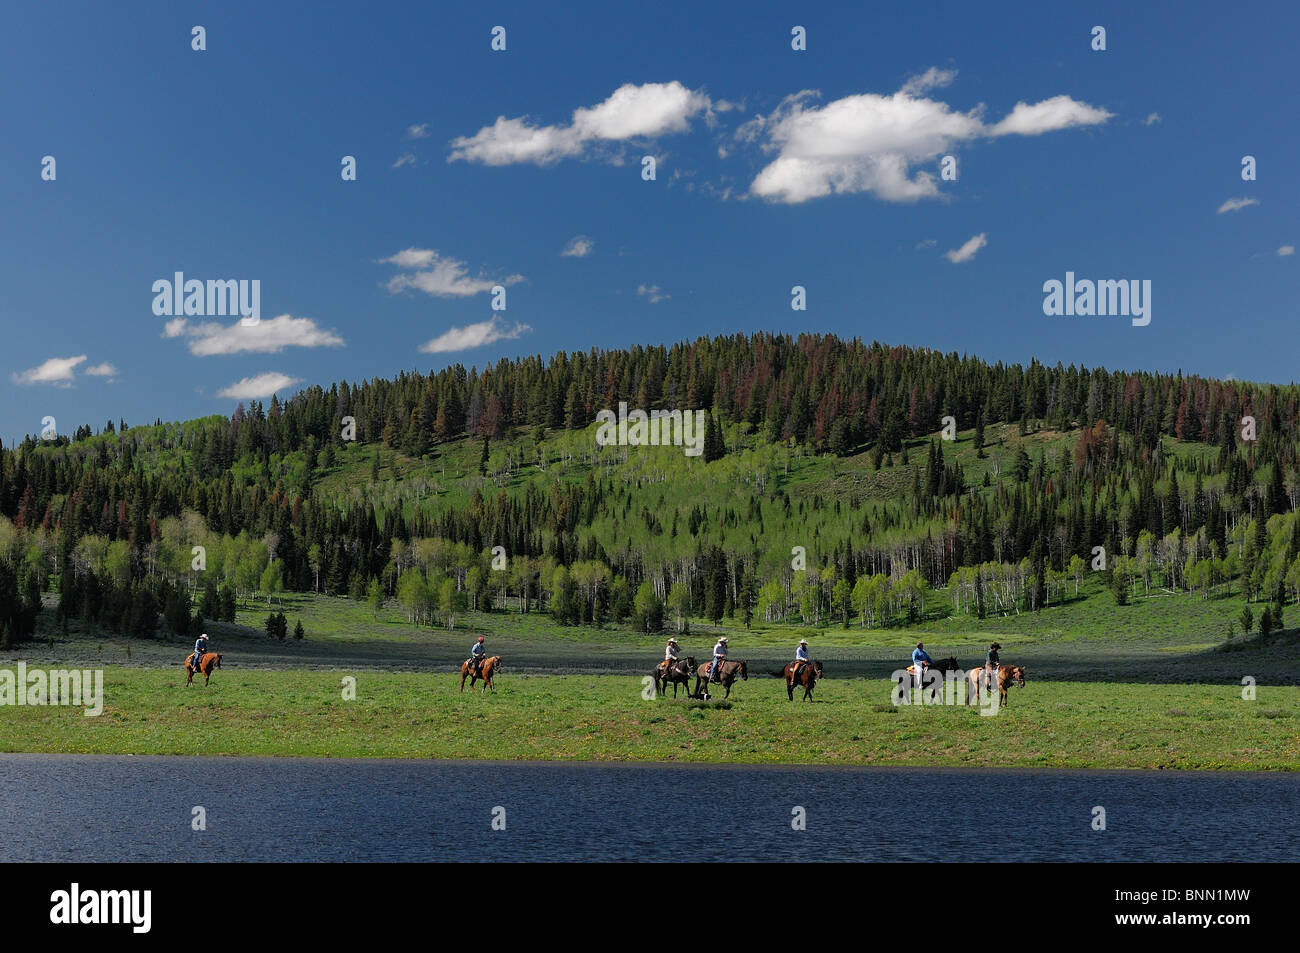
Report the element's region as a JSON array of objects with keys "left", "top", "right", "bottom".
[
  {"left": 987, "top": 96, "right": 1113, "bottom": 136},
  {"left": 944, "top": 233, "right": 987, "bottom": 263},
  {"left": 1279, "top": 245, "right": 1295, "bottom": 257},
  {"left": 11, "top": 355, "right": 86, "bottom": 386},
  {"left": 915, "top": 238, "right": 937, "bottom": 249},
  {"left": 392, "top": 153, "right": 417, "bottom": 169},
  {"left": 217, "top": 372, "right": 304, "bottom": 400},
  {"left": 84, "top": 362, "right": 118, "bottom": 378},
  {"left": 1217, "top": 197, "right": 1259, "bottom": 214},
  {"left": 561, "top": 235, "right": 595, "bottom": 257},
  {"left": 637, "top": 283, "right": 670, "bottom": 303},
  {"left": 745, "top": 76, "right": 1110, "bottom": 204},
  {"left": 449, "top": 81, "right": 712, "bottom": 166},
  {"left": 407, "top": 123, "right": 430, "bottom": 139},
  {"left": 381, "top": 248, "right": 523, "bottom": 297},
  {"left": 418, "top": 317, "right": 532, "bottom": 354},
  {"left": 163, "top": 315, "right": 345, "bottom": 356},
  {"left": 900, "top": 67, "right": 958, "bottom": 97},
  {"left": 1142, "top": 112, "right": 1162, "bottom": 126}
]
